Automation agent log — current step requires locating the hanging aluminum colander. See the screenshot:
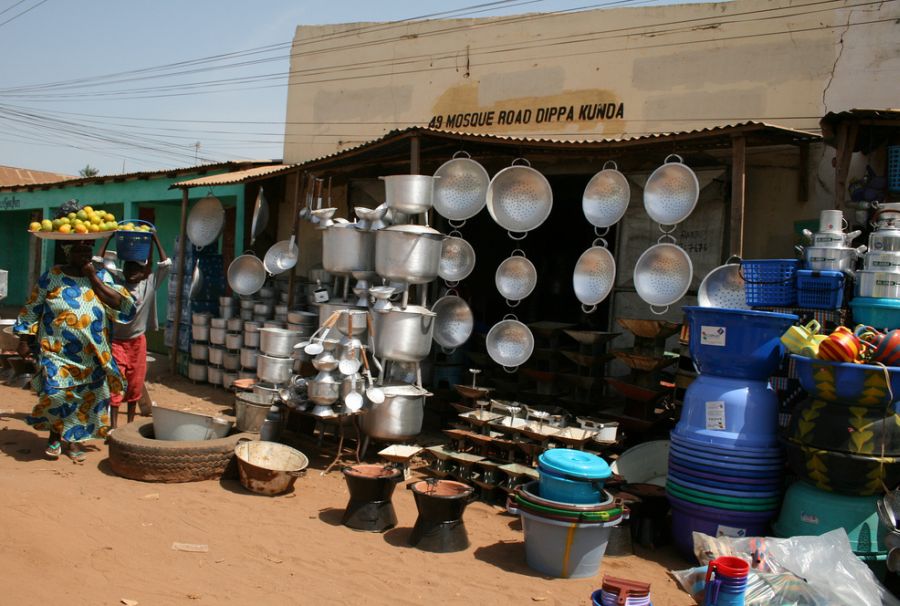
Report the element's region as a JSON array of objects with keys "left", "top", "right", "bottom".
[
  {"left": 250, "top": 187, "right": 269, "bottom": 245},
  {"left": 486, "top": 158, "right": 553, "bottom": 239},
  {"left": 431, "top": 293, "right": 474, "bottom": 353},
  {"left": 433, "top": 152, "right": 489, "bottom": 224},
  {"left": 697, "top": 257, "right": 749, "bottom": 309},
  {"left": 582, "top": 161, "right": 630, "bottom": 229},
  {"left": 263, "top": 236, "right": 299, "bottom": 276},
  {"left": 643, "top": 154, "right": 699, "bottom": 226},
  {"left": 573, "top": 242, "right": 616, "bottom": 314},
  {"left": 495, "top": 249, "right": 537, "bottom": 307},
  {"left": 633, "top": 242, "right": 693, "bottom": 314},
  {"left": 186, "top": 195, "right": 225, "bottom": 247},
  {"left": 486, "top": 314, "right": 534, "bottom": 372},
  {"left": 227, "top": 252, "right": 266, "bottom": 296},
  {"left": 438, "top": 232, "right": 476, "bottom": 285}
]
